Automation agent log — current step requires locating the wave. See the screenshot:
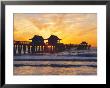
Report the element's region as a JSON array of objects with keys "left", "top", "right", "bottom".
[{"left": 14, "top": 64, "right": 97, "bottom": 68}]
